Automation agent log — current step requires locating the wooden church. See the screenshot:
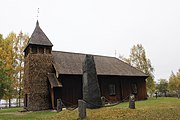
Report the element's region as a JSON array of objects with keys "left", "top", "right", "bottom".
[{"left": 23, "top": 21, "right": 148, "bottom": 111}]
